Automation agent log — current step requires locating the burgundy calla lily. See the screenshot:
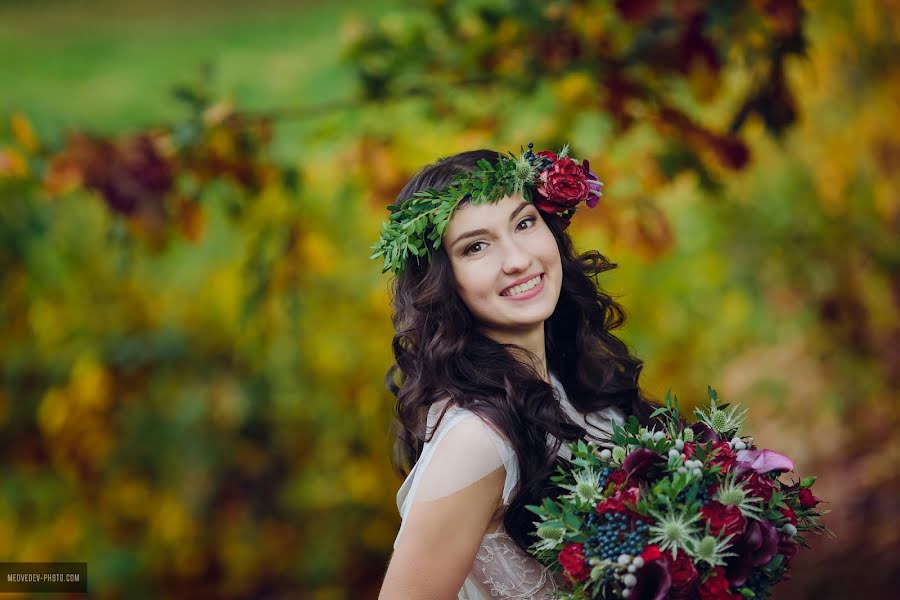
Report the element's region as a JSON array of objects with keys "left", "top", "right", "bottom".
[
  {"left": 632, "top": 555, "right": 672, "bottom": 600},
  {"left": 623, "top": 448, "right": 664, "bottom": 478},
  {"left": 725, "top": 518, "right": 779, "bottom": 586}
]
